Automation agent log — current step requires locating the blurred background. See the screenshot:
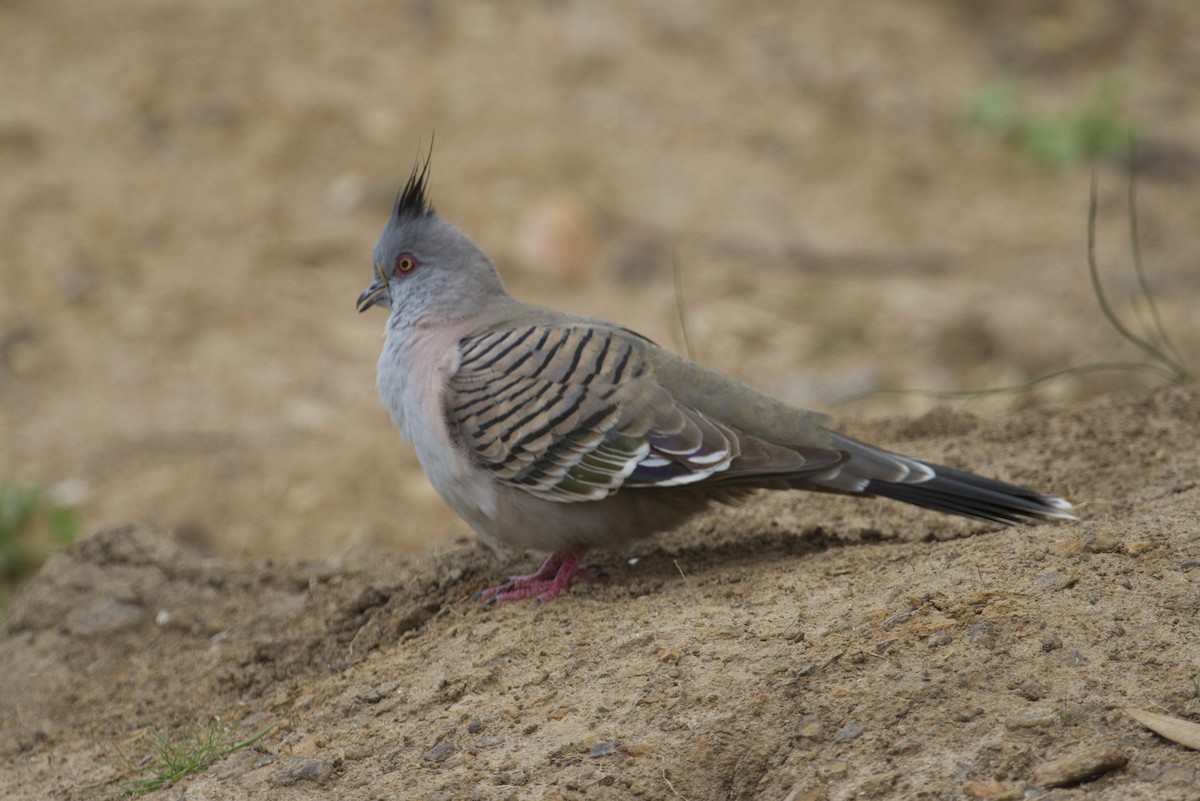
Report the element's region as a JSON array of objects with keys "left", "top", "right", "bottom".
[{"left": 1, "top": 0, "right": 1198, "bottom": 586}]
